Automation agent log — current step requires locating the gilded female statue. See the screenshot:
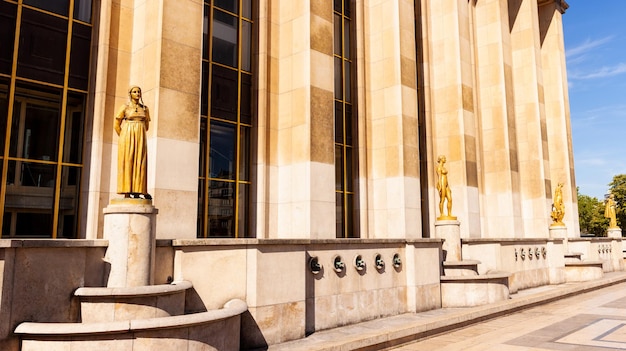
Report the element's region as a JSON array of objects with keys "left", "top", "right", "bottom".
[
  {"left": 605, "top": 193, "right": 618, "bottom": 229},
  {"left": 114, "top": 86, "right": 151, "bottom": 199},
  {"left": 436, "top": 155, "right": 454, "bottom": 219},
  {"left": 550, "top": 182, "right": 565, "bottom": 226}
]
